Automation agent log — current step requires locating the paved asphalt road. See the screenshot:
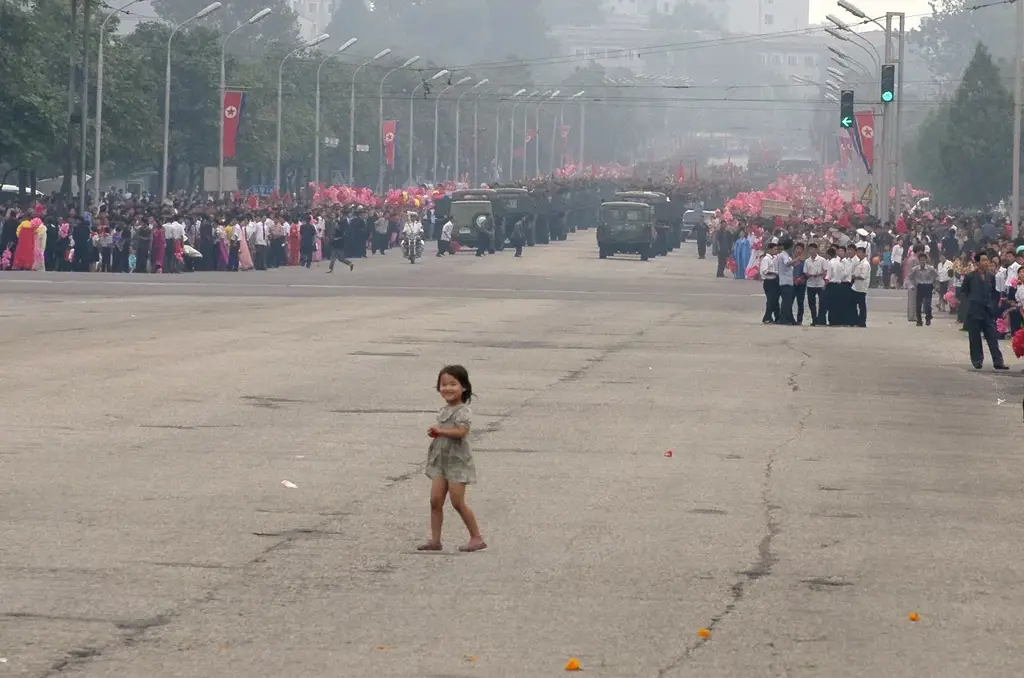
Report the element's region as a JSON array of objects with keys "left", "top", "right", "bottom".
[{"left": 2, "top": 235, "right": 1024, "bottom": 677}]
